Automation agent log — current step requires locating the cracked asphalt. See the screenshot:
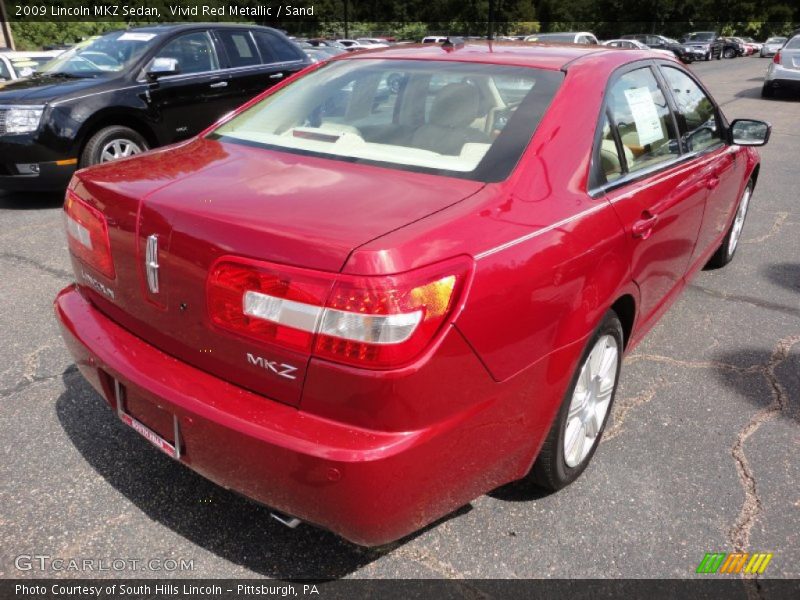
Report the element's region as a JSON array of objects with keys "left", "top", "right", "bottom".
[{"left": 0, "top": 57, "right": 798, "bottom": 581}]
